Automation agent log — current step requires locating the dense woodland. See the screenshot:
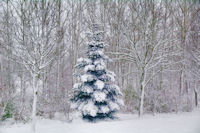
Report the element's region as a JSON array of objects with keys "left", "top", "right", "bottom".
[{"left": 0, "top": 0, "right": 199, "bottom": 122}]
